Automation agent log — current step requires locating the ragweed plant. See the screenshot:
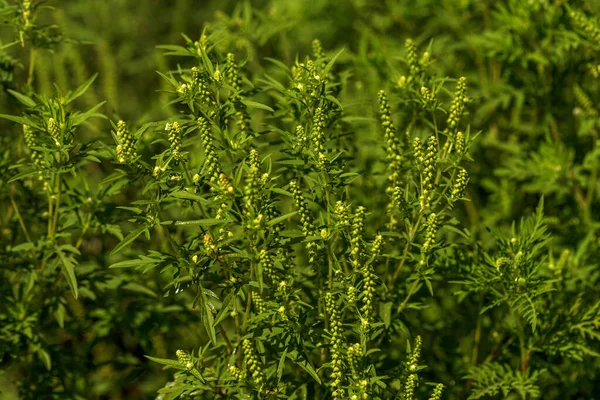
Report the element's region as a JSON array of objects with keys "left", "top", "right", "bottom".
[
  {"left": 2, "top": 0, "right": 600, "bottom": 399},
  {"left": 101, "top": 27, "right": 477, "bottom": 399}
]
